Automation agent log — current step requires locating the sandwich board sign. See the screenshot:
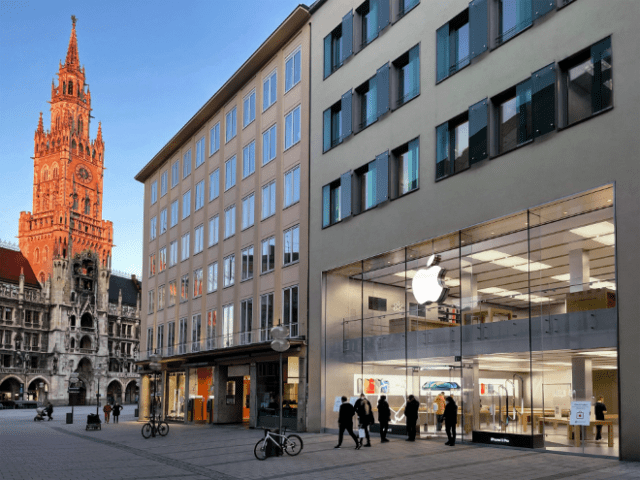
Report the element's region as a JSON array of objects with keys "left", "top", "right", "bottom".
[{"left": 570, "top": 401, "right": 591, "bottom": 426}]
